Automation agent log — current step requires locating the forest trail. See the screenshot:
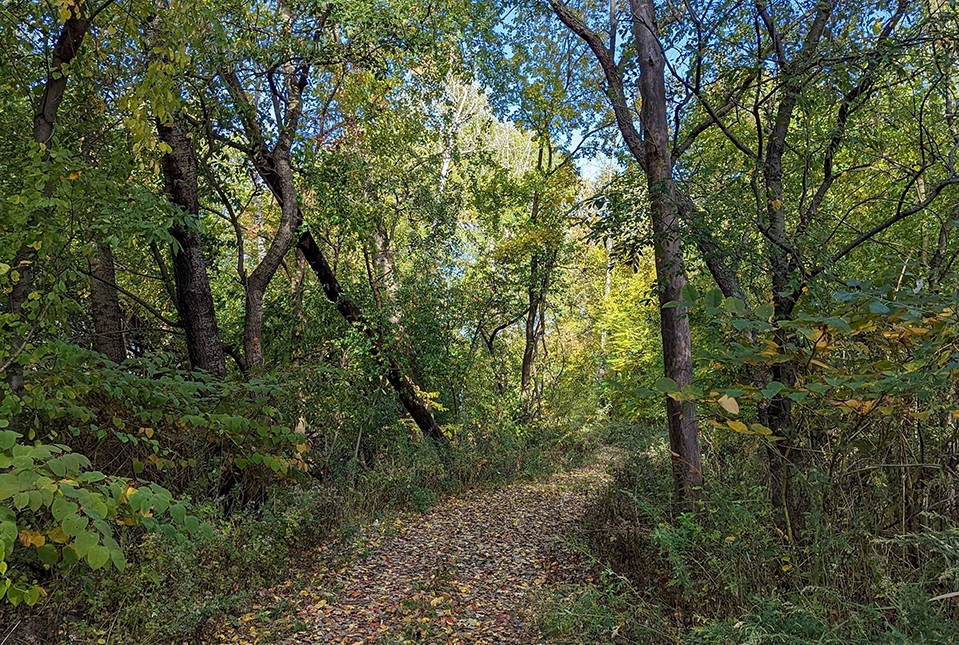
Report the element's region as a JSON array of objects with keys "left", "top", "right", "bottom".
[{"left": 210, "top": 455, "right": 616, "bottom": 645}]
